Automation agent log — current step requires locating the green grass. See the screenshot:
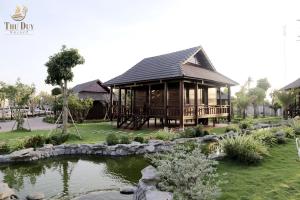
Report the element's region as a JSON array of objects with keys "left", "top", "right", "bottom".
[
  {"left": 0, "top": 122, "right": 156, "bottom": 146},
  {"left": 218, "top": 139, "right": 300, "bottom": 200},
  {"left": 206, "top": 127, "right": 228, "bottom": 135}
]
